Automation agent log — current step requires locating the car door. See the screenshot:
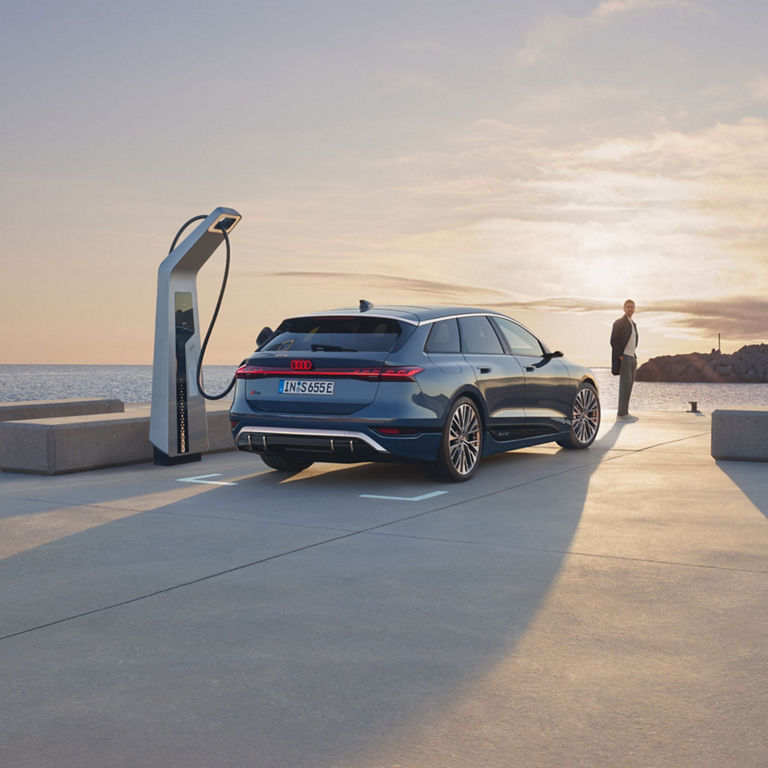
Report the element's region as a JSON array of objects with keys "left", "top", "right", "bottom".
[
  {"left": 490, "top": 316, "right": 573, "bottom": 420},
  {"left": 457, "top": 315, "right": 526, "bottom": 424}
]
